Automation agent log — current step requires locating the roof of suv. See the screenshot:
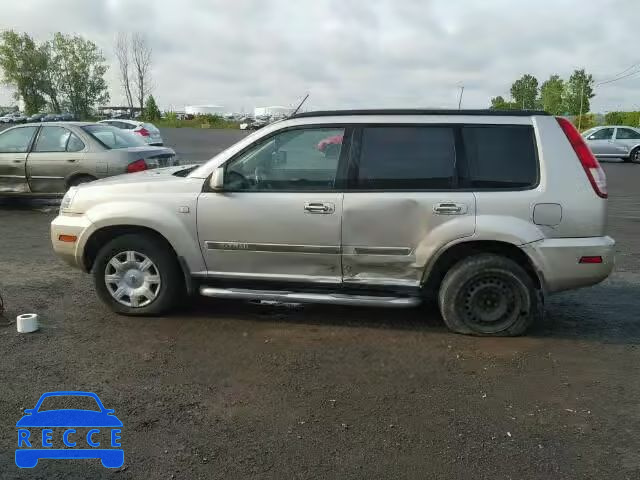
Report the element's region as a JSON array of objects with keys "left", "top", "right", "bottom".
[{"left": 292, "top": 109, "right": 550, "bottom": 118}]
